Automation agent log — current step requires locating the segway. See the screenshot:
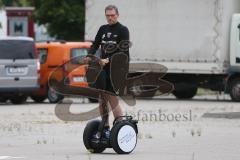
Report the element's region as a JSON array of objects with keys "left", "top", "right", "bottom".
[
  {"left": 83, "top": 54, "right": 138, "bottom": 154},
  {"left": 83, "top": 115, "right": 138, "bottom": 154}
]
